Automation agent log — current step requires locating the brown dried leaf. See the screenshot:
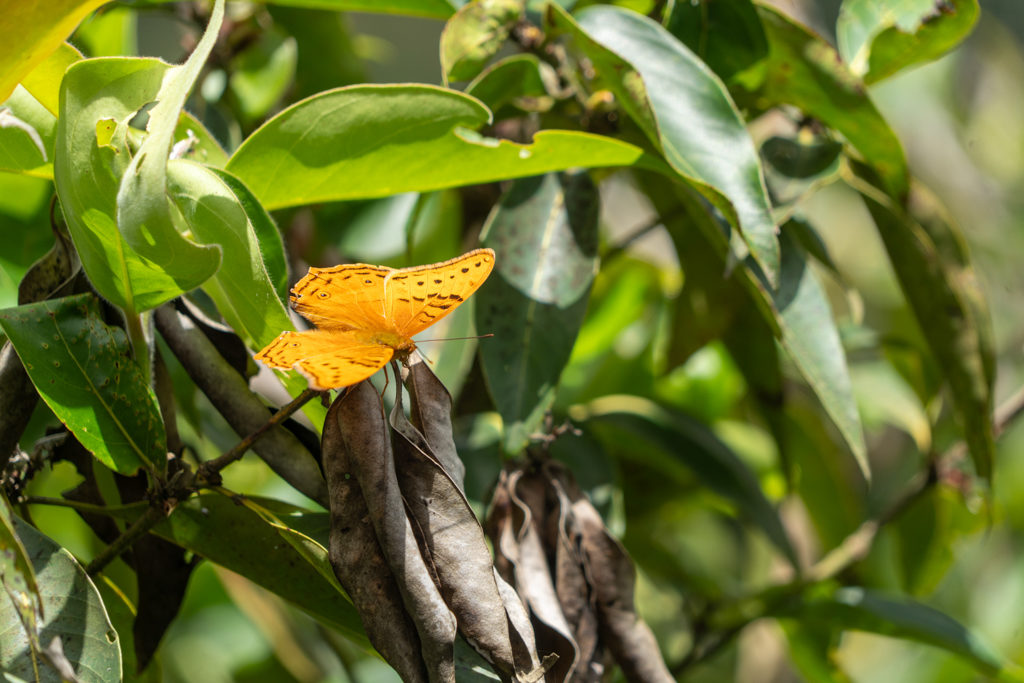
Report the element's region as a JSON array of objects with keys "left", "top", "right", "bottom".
[
  {"left": 322, "top": 393, "right": 428, "bottom": 683},
  {"left": 405, "top": 357, "right": 466, "bottom": 489},
  {"left": 334, "top": 381, "right": 457, "bottom": 682},
  {"left": 550, "top": 464, "right": 672, "bottom": 683}
]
